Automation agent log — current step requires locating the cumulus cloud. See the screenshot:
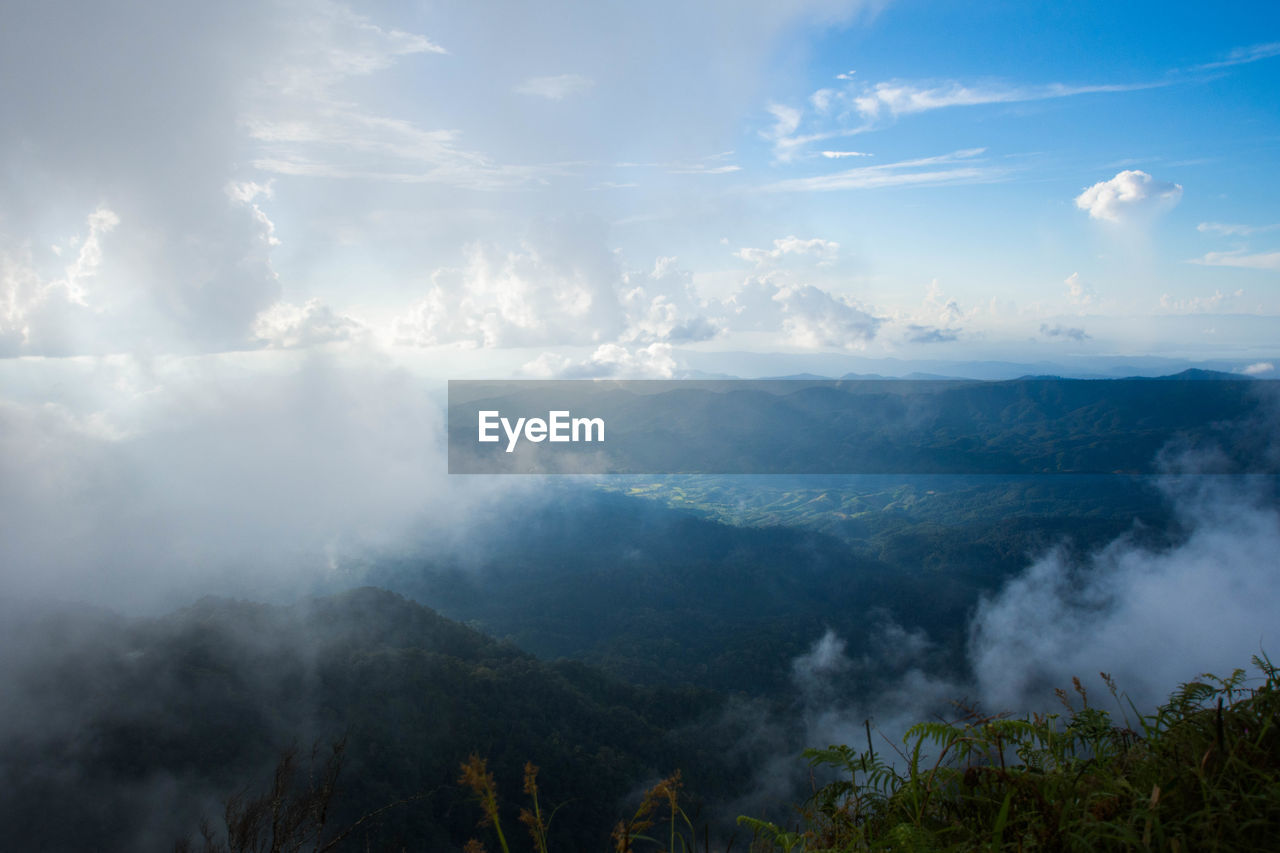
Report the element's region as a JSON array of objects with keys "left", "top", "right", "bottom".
[
  {"left": 1241, "top": 362, "right": 1274, "bottom": 376},
  {"left": 1074, "top": 170, "right": 1182, "bottom": 223},
  {"left": 620, "top": 257, "right": 722, "bottom": 345},
  {"left": 394, "top": 226, "right": 627, "bottom": 348},
  {"left": 906, "top": 324, "right": 959, "bottom": 344},
  {"left": 887, "top": 279, "right": 967, "bottom": 344},
  {"left": 252, "top": 299, "right": 367, "bottom": 348},
  {"left": 520, "top": 342, "right": 677, "bottom": 378},
  {"left": 0, "top": 196, "right": 277, "bottom": 358},
  {"left": 776, "top": 283, "right": 880, "bottom": 349},
  {"left": 514, "top": 73, "right": 594, "bottom": 100},
  {"left": 719, "top": 276, "right": 879, "bottom": 350},
  {"left": 1040, "top": 323, "right": 1090, "bottom": 341},
  {"left": 736, "top": 236, "right": 840, "bottom": 266},
  {"left": 0, "top": 207, "right": 120, "bottom": 357},
  {"left": 394, "top": 228, "right": 717, "bottom": 350},
  {"left": 0, "top": 1, "right": 324, "bottom": 355}
]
